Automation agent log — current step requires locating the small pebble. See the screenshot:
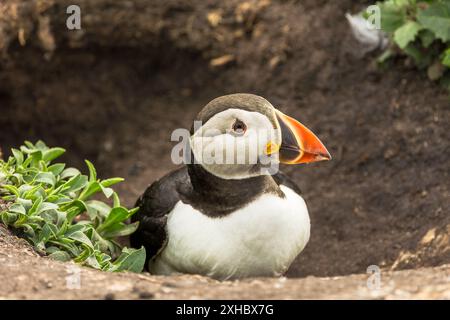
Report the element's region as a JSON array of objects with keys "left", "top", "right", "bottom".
[
  {"left": 104, "top": 292, "right": 115, "bottom": 300},
  {"left": 138, "top": 291, "right": 155, "bottom": 299}
]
